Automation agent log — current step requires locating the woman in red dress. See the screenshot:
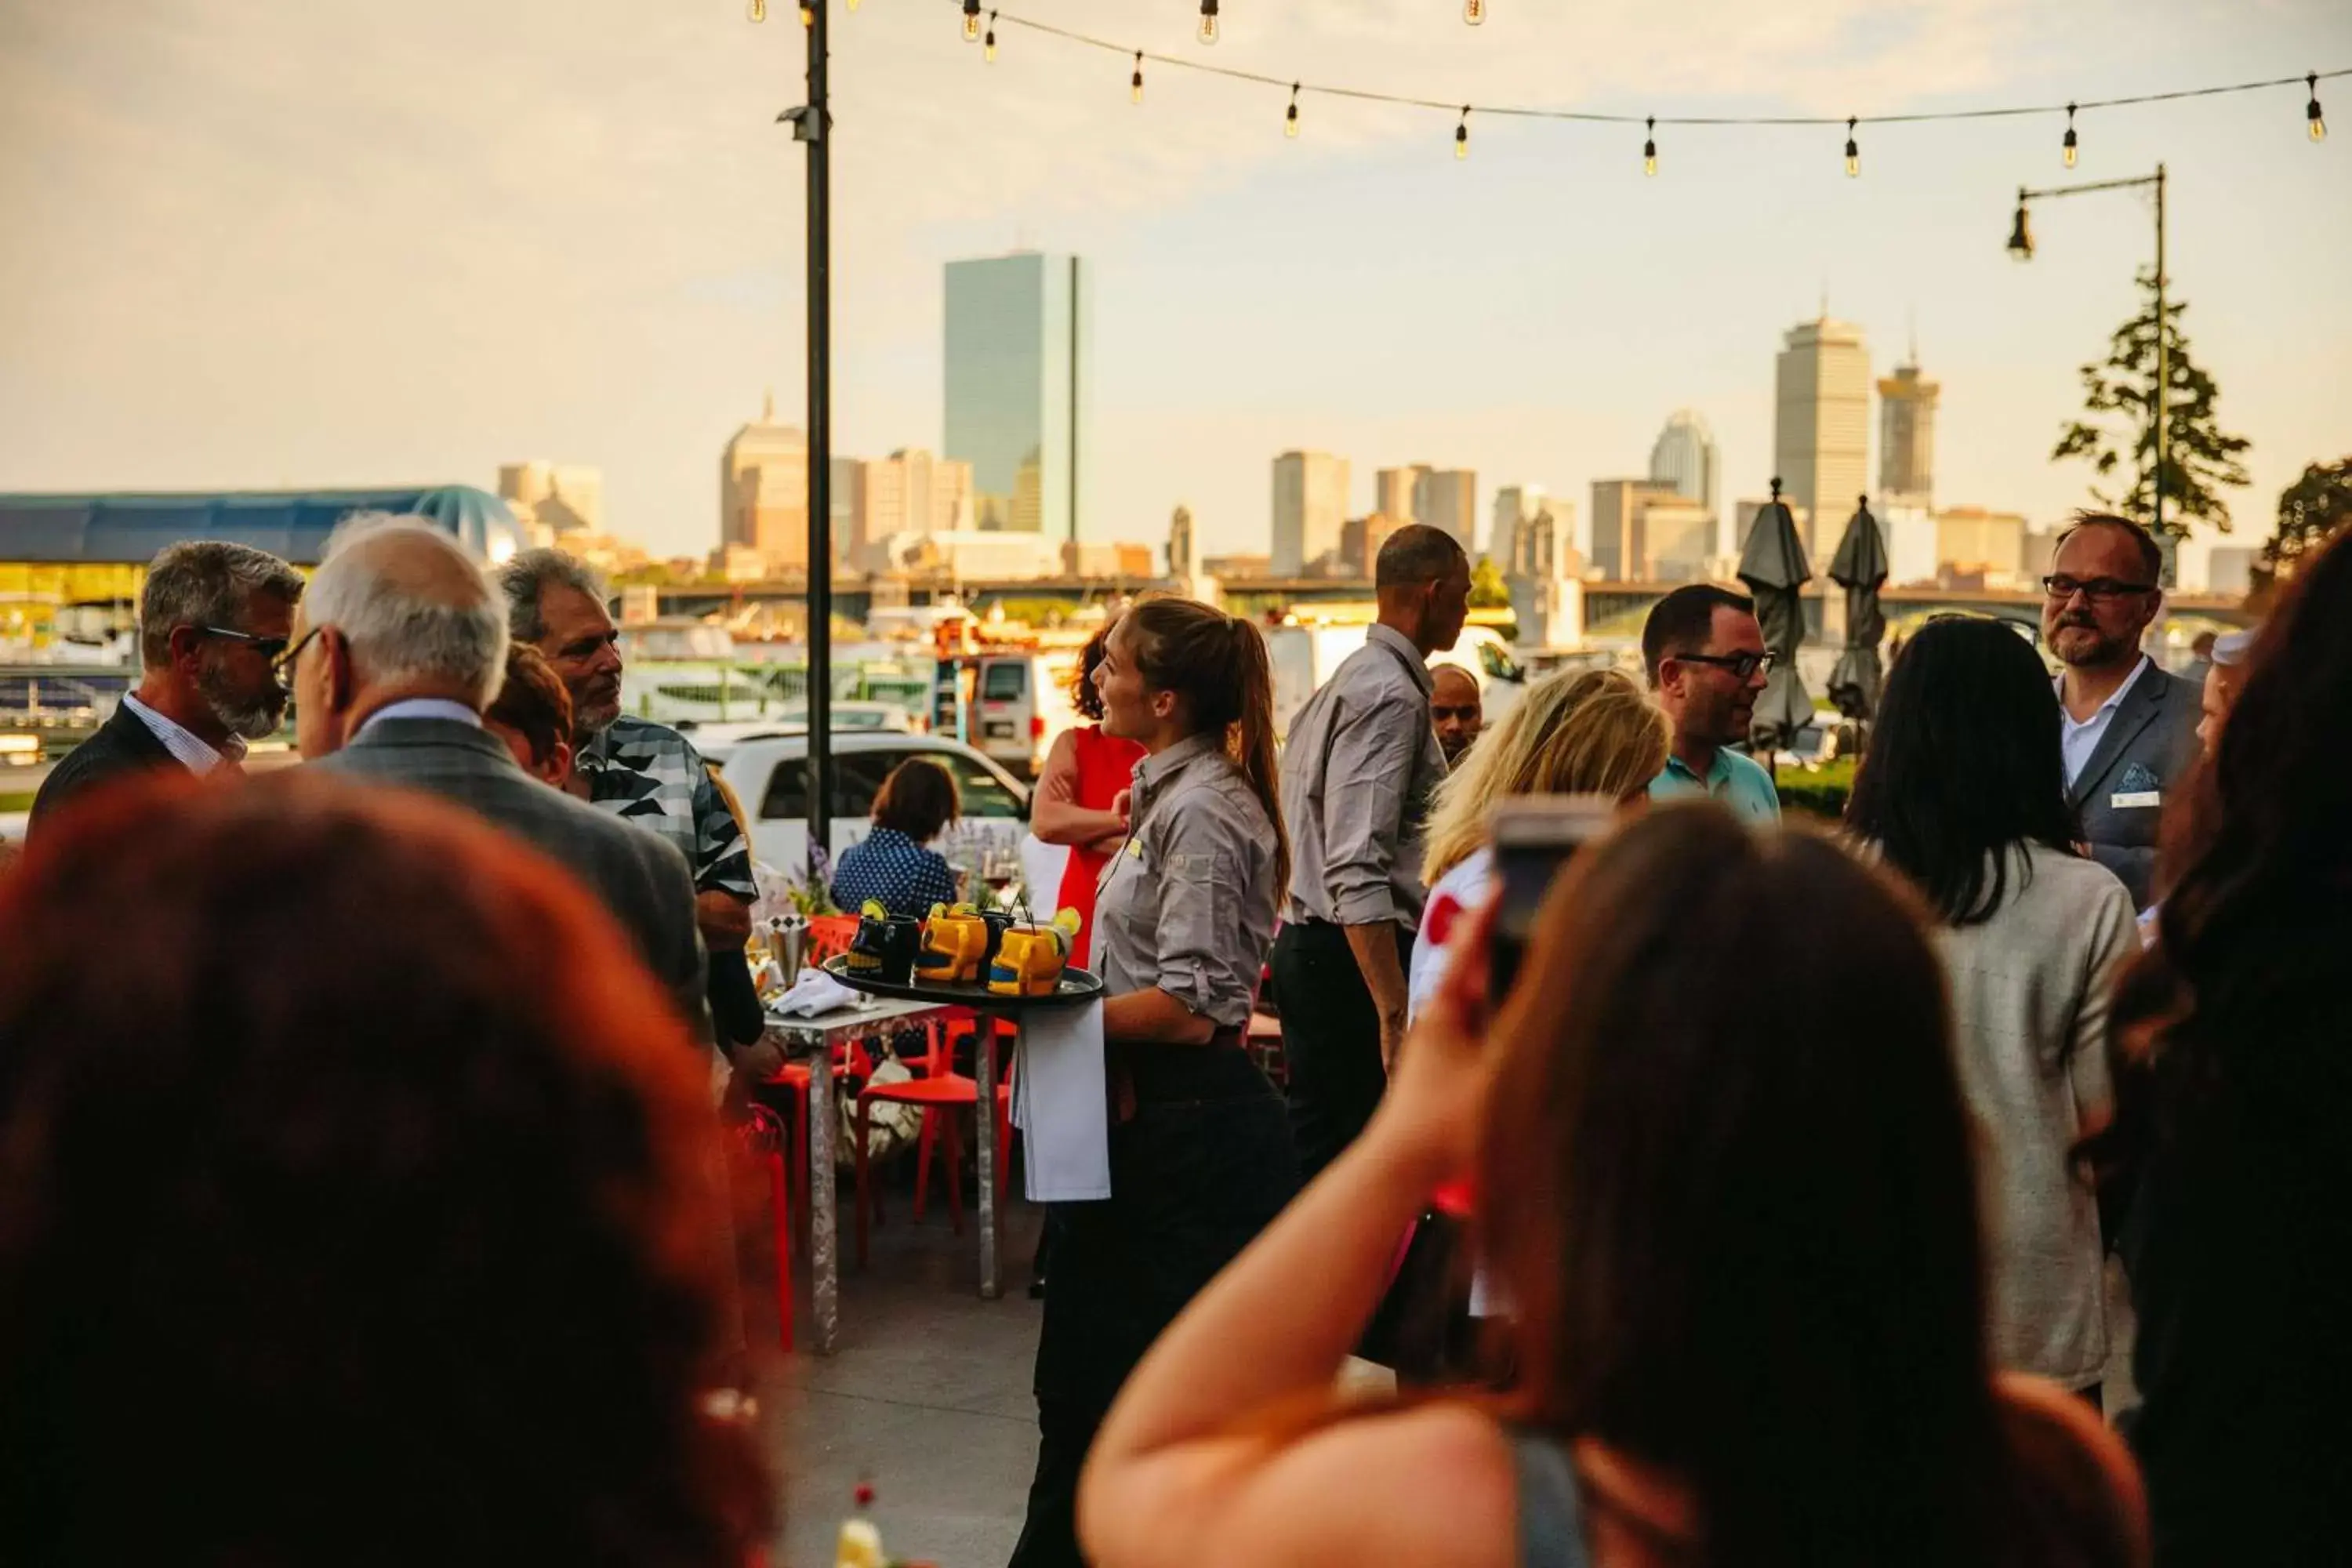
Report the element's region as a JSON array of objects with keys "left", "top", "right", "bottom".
[{"left": 1029, "top": 618, "right": 1147, "bottom": 968}]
